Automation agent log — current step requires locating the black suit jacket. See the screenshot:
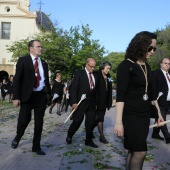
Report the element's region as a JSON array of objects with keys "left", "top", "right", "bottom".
[
  {"left": 152, "top": 69, "right": 169, "bottom": 107},
  {"left": 69, "top": 69, "right": 97, "bottom": 111},
  {"left": 13, "top": 55, "right": 51, "bottom": 102}
]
